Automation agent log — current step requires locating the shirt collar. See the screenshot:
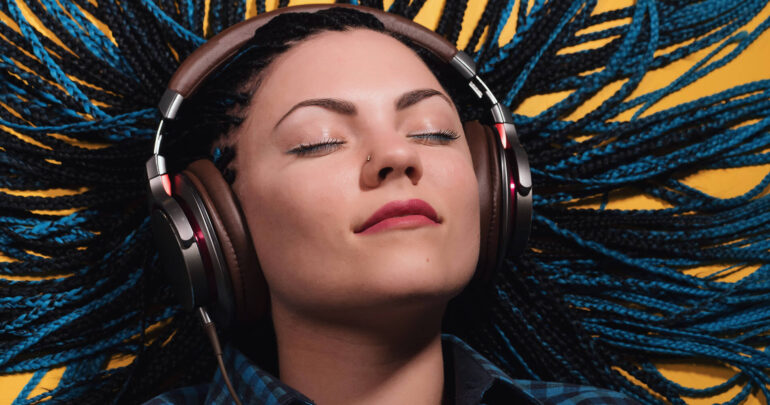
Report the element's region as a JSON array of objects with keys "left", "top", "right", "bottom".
[
  {"left": 441, "top": 334, "right": 541, "bottom": 405},
  {"left": 205, "top": 346, "right": 312, "bottom": 405},
  {"left": 206, "top": 334, "right": 540, "bottom": 405}
]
